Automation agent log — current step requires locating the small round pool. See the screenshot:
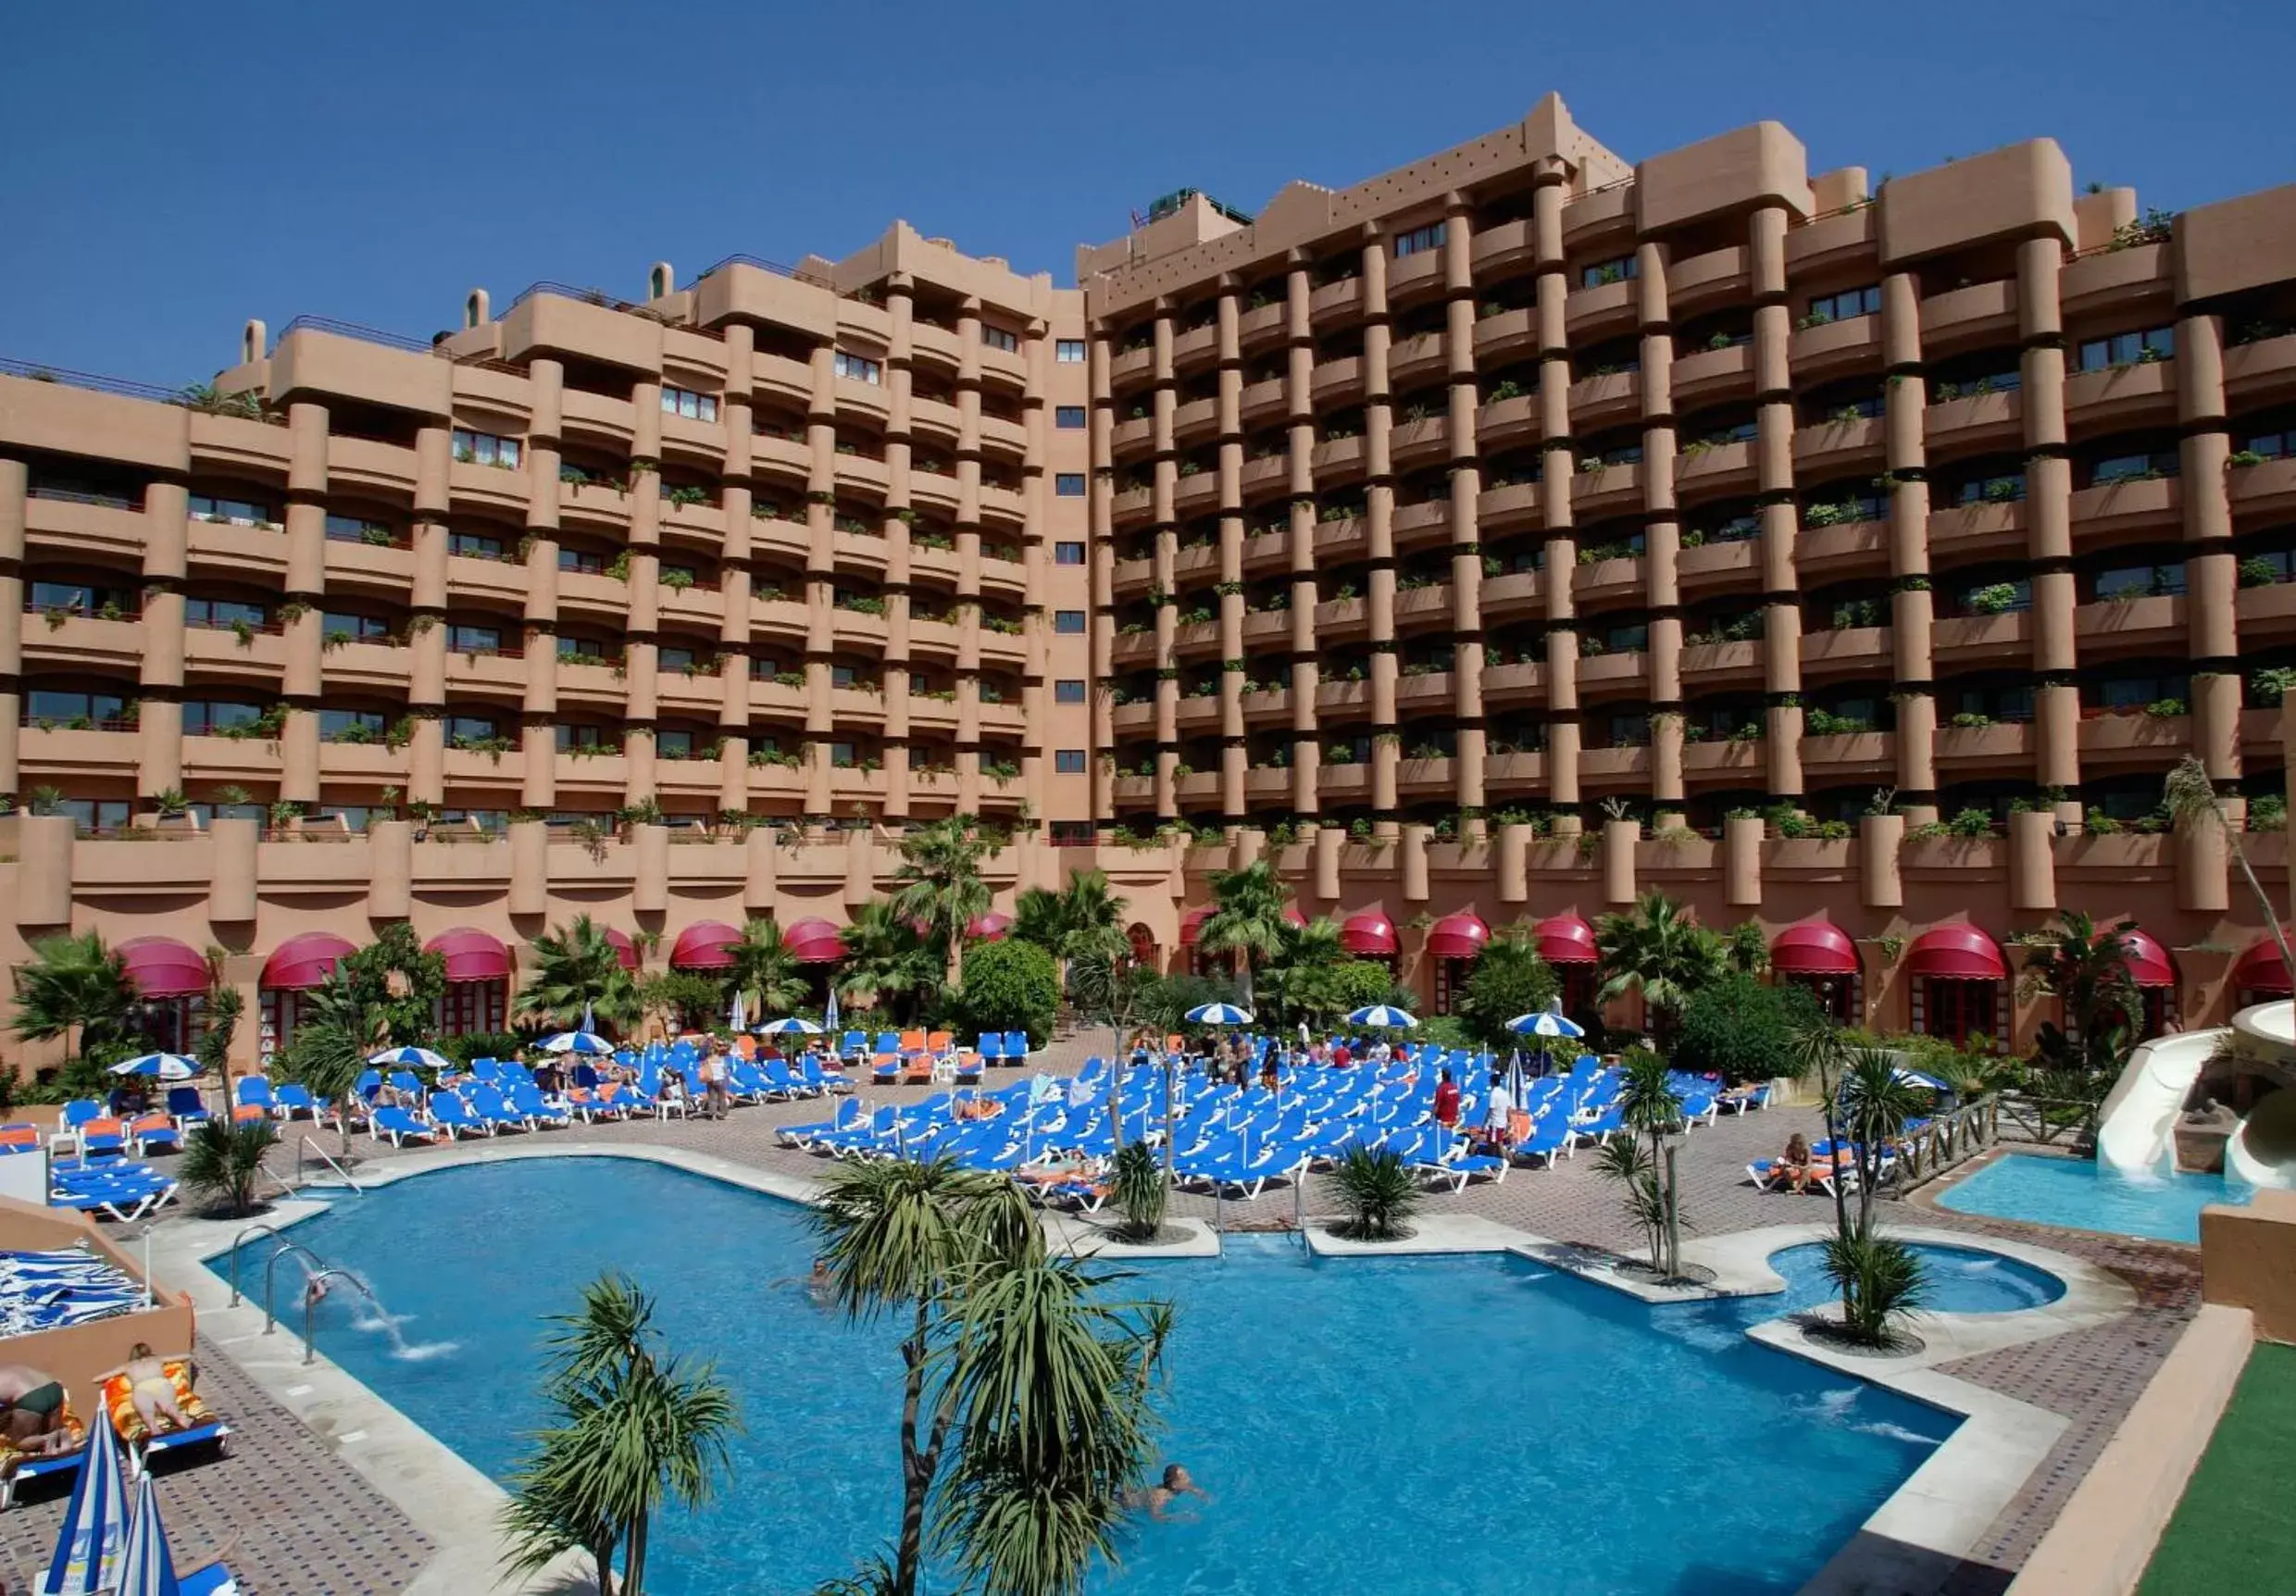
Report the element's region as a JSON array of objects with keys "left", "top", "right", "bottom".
[{"left": 1767, "top": 1241, "right": 2066, "bottom": 1314}]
